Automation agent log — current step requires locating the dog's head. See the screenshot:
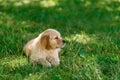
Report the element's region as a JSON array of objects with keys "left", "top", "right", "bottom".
[{"left": 40, "top": 29, "right": 65, "bottom": 50}]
